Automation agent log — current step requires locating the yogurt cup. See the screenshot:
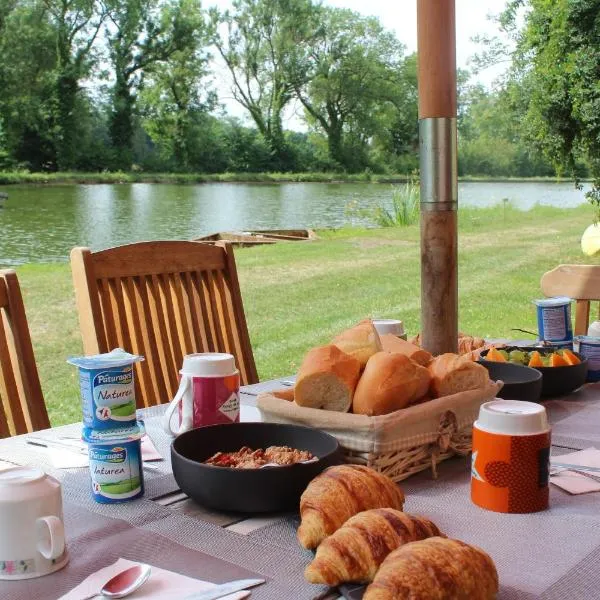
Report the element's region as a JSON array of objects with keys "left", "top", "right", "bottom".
[
  {"left": 532, "top": 297, "right": 573, "bottom": 342},
  {"left": 68, "top": 349, "right": 144, "bottom": 430},
  {"left": 82, "top": 423, "right": 144, "bottom": 504},
  {"left": 574, "top": 336, "right": 600, "bottom": 382}
]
